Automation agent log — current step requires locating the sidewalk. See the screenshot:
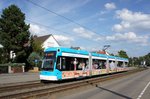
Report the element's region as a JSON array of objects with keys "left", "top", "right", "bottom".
[{"left": 0, "top": 72, "right": 40, "bottom": 85}]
